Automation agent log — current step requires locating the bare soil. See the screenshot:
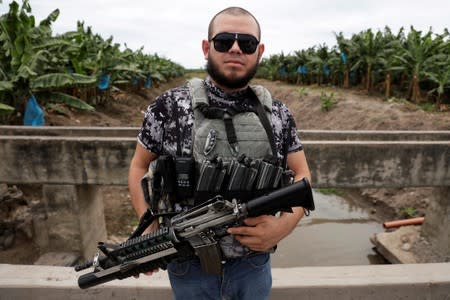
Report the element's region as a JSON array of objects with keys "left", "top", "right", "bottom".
[{"left": 2, "top": 75, "right": 449, "bottom": 265}]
